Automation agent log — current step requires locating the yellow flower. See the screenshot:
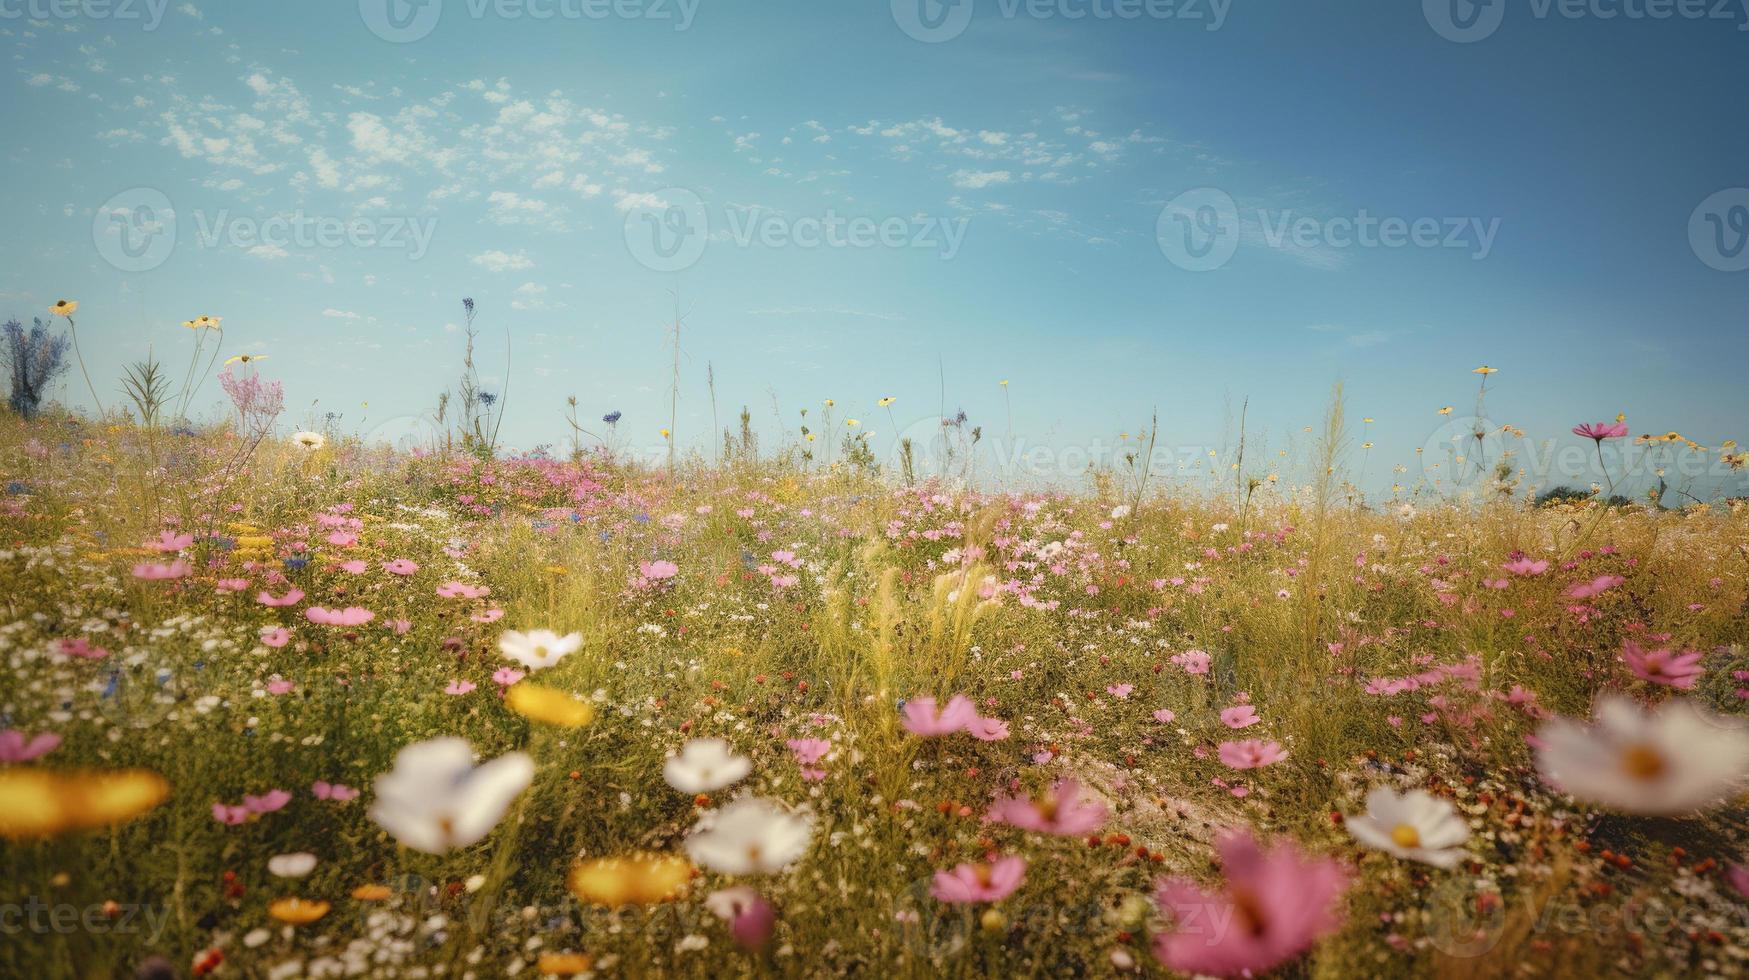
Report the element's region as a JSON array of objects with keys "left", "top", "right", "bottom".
[
  {"left": 845, "top": 419, "right": 860, "bottom": 427},
  {"left": 660, "top": 429, "right": 671, "bottom": 439},
  {"left": 224, "top": 354, "right": 267, "bottom": 365},
  {"left": 998, "top": 380, "right": 1009, "bottom": 386},
  {"left": 1361, "top": 442, "right": 1373, "bottom": 449},
  {"left": 1472, "top": 365, "right": 1497, "bottom": 375},
  {"left": 567, "top": 854, "right": 693, "bottom": 907},
  {"left": 50, "top": 300, "right": 78, "bottom": 317},
  {"left": 1362, "top": 417, "right": 1374, "bottom": 424},
  {"left": 536, "top": 953, "right": 595, "bottom": 976},
  {"left": 194, "top": 315, "right": 223, "bottom": 329},
  {"left": 0, "top": 769, "right": 169, "bottom": 839},
  {"left": 1438, "top": 406, "right": 1453, "bottom": 415},
  {"left": 804, "top": 433, "right": 815, "bottom": 442},
  {"left": 351, "top": 884, "right": 393, "bottom": 901},
  {"left": 182, "top": 319, "right": 201, "bottom": 330},
  {"left": 823, "top": 399, "right": 835, "bottom": 407},
  {"left": 268, "top": 898, "right": 330, "bottom": 924},
  {"left": 878, "top": 397, "right": 895, "bottom": 407},
  {"left": 506, "top": 684, "right": 596, "bottom": 728}
]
